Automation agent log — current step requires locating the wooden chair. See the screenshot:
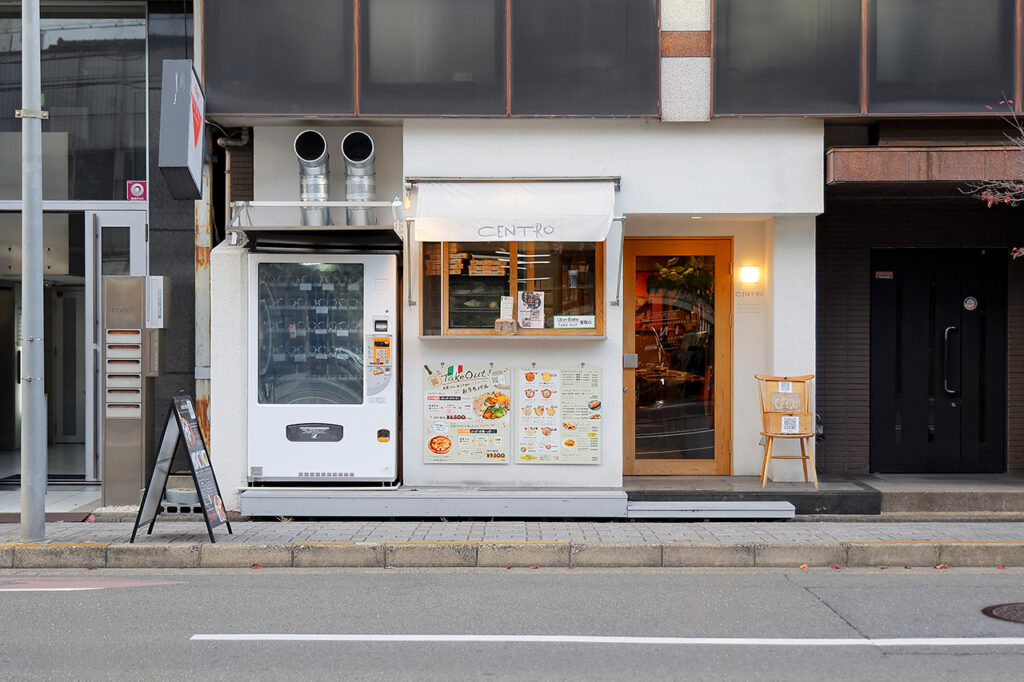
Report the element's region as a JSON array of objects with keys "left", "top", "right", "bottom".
[{"left": 755, "top": 374, "right": 817, "bottom": 489}]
